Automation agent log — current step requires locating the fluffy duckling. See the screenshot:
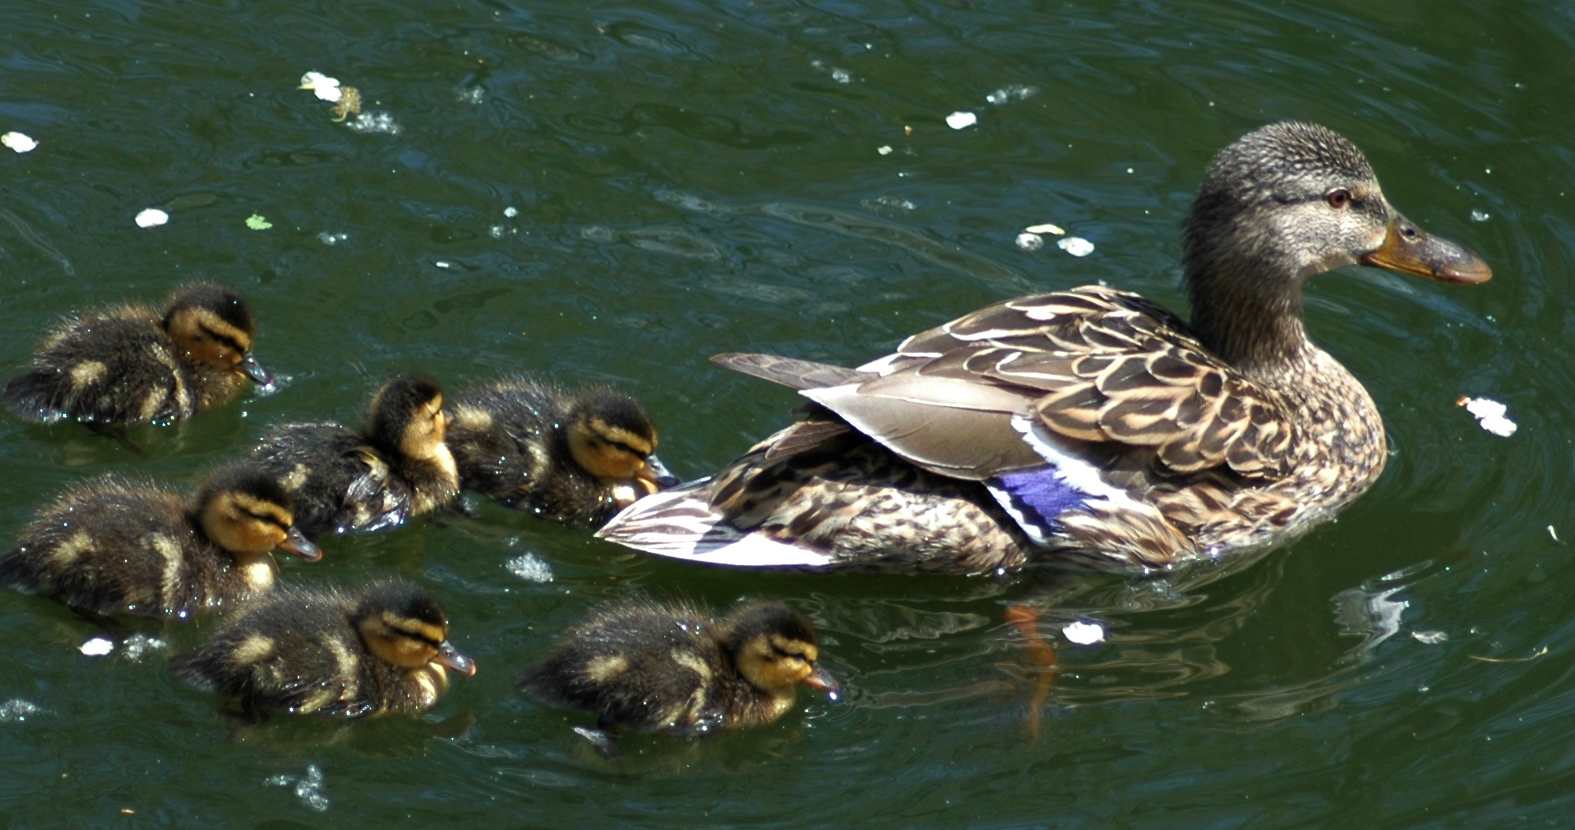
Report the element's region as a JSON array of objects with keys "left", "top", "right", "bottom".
[
  {"left": 521, "top": 599, "right": 836, "bottom": 738},
  {"left": 0, "top": 464, "right": 320, "bottom": 619},
  {"left": 173, "top": 580, "right": 476, "bottom": 719},
  {"left": 446, "top": 376, "right": 675, "bottom": 527},
  {"left": 4, "top": 283, "right": 273, "bottom": 425},
  {"left": 250, "top": 375, "right": 459, "bottom": 540}
]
